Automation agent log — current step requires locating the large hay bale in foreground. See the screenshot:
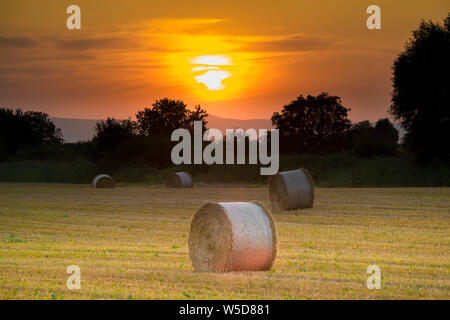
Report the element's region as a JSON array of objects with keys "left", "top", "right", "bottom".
[
  {"left": 92, "top": 174, "right": 115, "bottom": 189},
  {"left": 269, "top": 168, "right": 314, "bottom": 211},
  {"left": 165, "top": 171, "right": 193, "bottom": 188},
  {"left": 189, "top": 202, "right": 277, "bottom": 272}
]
